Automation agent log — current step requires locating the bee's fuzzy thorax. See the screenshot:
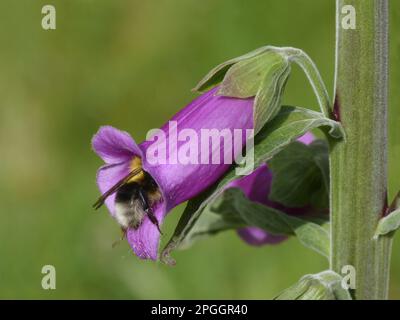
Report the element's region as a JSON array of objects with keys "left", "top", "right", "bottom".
[{"left": 127, "top": 156, "right": 145, "bottom": 183}]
